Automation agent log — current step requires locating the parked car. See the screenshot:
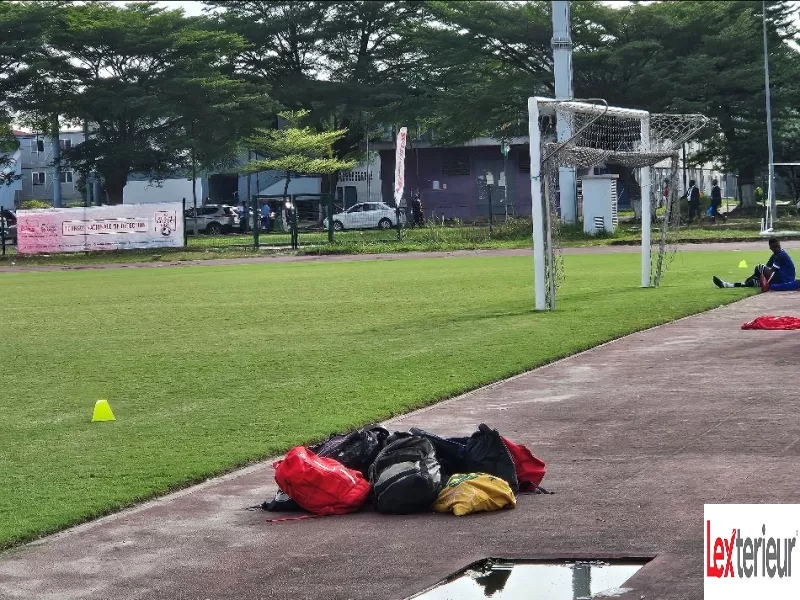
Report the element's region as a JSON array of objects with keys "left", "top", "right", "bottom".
[
  {"left": 185, "top": 204, "right": 240, "bottom": 235},
  {"left": 1, "top": 209, "right": 16, "bottom": 244},
  {"left": 323, "top": 202, "right": 406, "bottom": 231}
]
